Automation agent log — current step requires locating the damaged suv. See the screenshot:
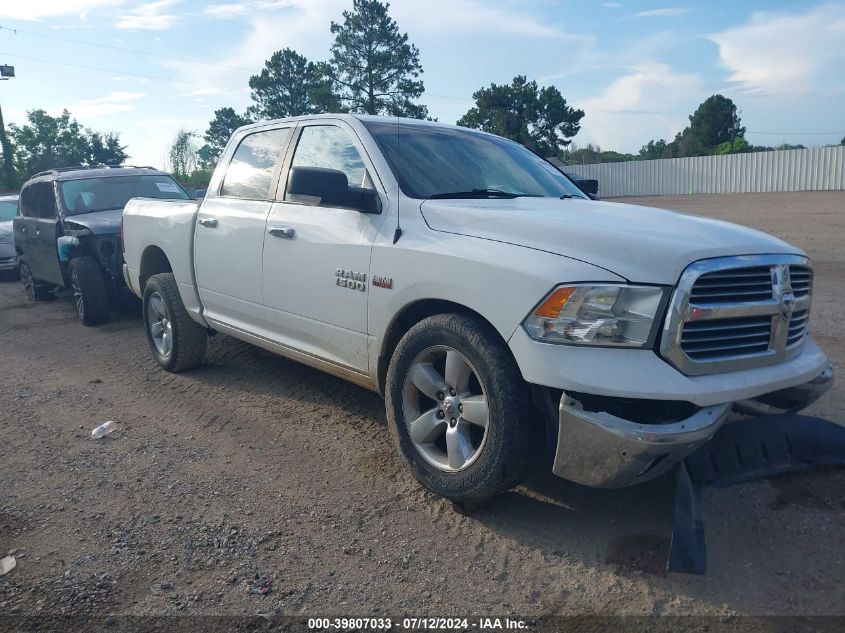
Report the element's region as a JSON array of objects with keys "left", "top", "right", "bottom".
[{"left": 14, "top": 166, "right": 191, "bottom": 325}]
